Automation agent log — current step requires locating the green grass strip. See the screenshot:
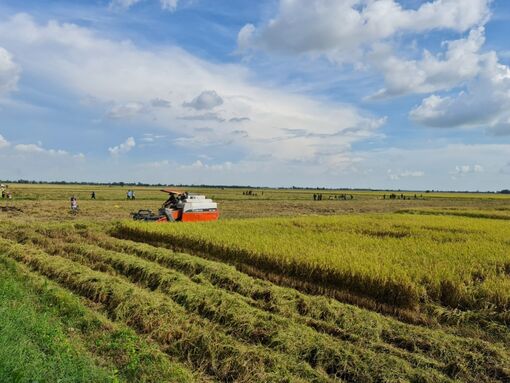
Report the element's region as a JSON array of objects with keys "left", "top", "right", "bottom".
[{"left": 0, "top": 255, "right": 195, "bottom": 383}]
